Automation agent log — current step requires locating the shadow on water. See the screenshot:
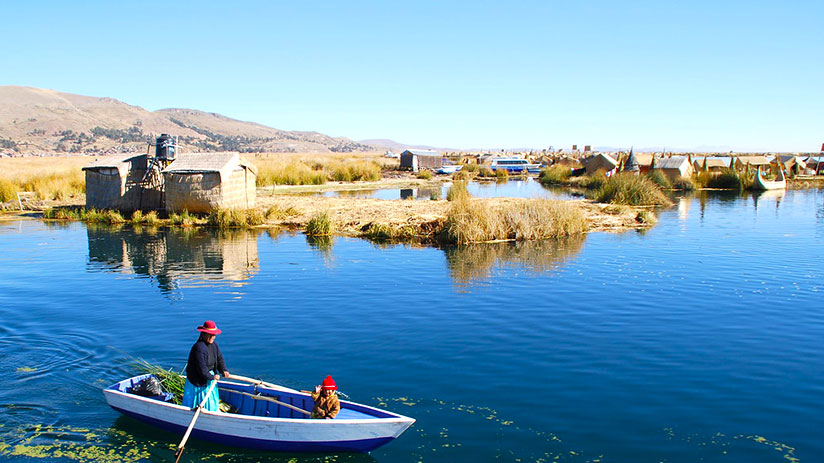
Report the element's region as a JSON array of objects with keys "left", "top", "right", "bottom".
[
  {"left": 86, "top": 225, "right": 260, "bottom": 295},
  {"left": 442, "top": 235, "right": 586, "bottom": 286}
]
